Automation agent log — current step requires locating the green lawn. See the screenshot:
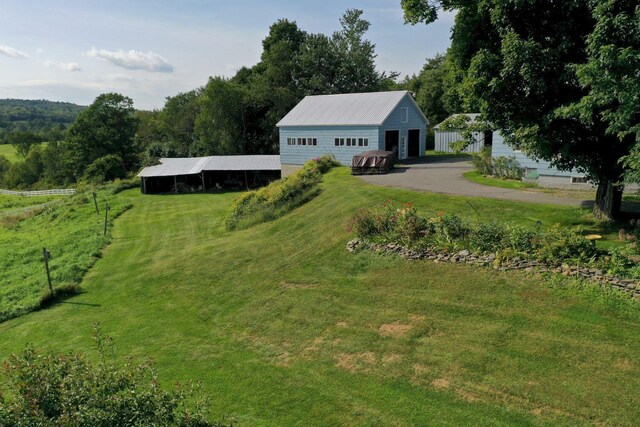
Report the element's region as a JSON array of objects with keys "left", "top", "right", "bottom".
[
  {"left": 0, "top": 144, "right": 18, "bottom": 162},
  {"left": 1, "top": 167, "right": 639, "bottom": 425},
  {"left": 424, "top": 149, "right": 471, "bottom": 160},
  {"left": 464, "top": 170, "right": 539, "bottom": 190}
]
